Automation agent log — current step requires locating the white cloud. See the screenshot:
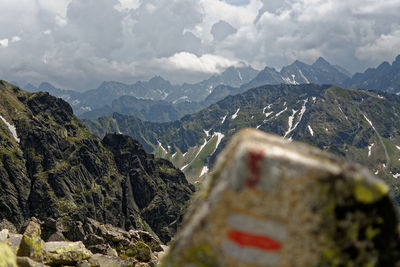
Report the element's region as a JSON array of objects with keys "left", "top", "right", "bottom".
[
  {"left": 42, "top": 30, "right": 52, "bottom": 35},
  {"left": 156, "top": 52, "right": 241, "bottom": 73},
  {"left": 0, "top": 39, "right": 9, "bottom": 47},
  {"left": 356, "top": 28, "right": 400, "bottom": 63},
  {"left": 0, "top": 0, "right": 400, "bottom": 90},
  {"left": 55, "top": 15, "right": 68, "bottom": 27},
  {"left": 114, "top": 0, "right": 140, "bottom": 12},
  {"left": 11, "top": 36, "right": 21, "bottom": 43}
]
